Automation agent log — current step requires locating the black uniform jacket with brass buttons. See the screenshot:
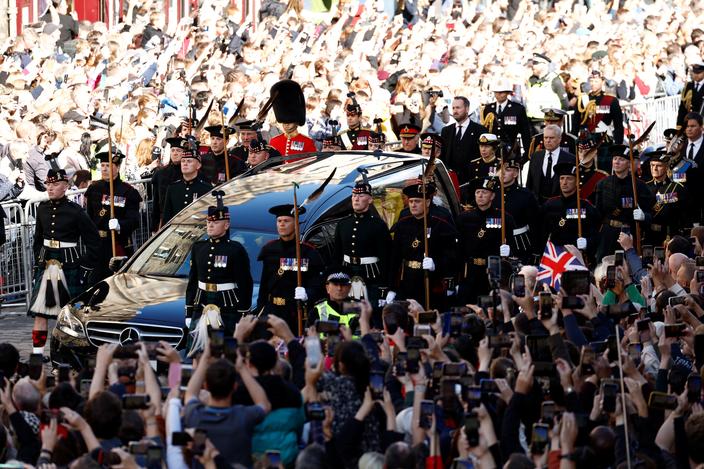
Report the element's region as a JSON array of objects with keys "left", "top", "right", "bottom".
[
  {"left": 539, "top": 193, "right": 601, "bottom": 249},
  {"left": 456, "top": 206, "right": 515, "bottom": 269},
  {"left": 84, "top": 177, "right": 142, "bottom": 248},
  {"left": 161, "top": 177, "right": 212, "bottom": 225},
  {"left": 256, "top": 238, "right": 325, "bottom": 310},
  {"left": 185, "top": 236, "right": 253, "bottom": 312},
  {"left": 389, "top": 207, "right": 458, "bottom": 294},
  {"left": 33, "top": 197, "right": 100, "bottom": 269},
  {"left": 333, "top": 210, "right": 392, "bottom": 282}
]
